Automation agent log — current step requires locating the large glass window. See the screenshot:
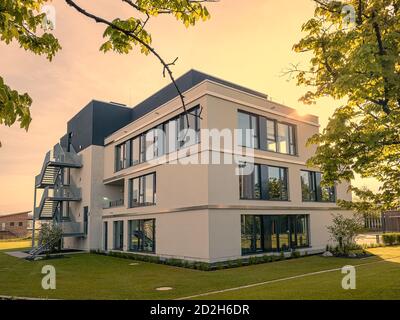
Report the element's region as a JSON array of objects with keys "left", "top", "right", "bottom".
[
  {"left": 178, "top": 107, "right": 201, "bottom": 148},
  {"left": 266, "top": 119, "right": 277, "bottom": 152},
  {"left": 115, "top": 142, "right": 127, "bottom": 171},
  {"left": 238, "top": 111, "right": 296, "bottom": 155},
  {"left": 241, "top": 215, "right": 263, "bottom": 254},
  {"left": 239, "top": 164, "right": 261, "bottom": 199},
  {"left": 131, "top": 136, "right": 140, "bottom": 166},
  {"left": 238, "top": 111, "right": 259, "bottom": 148},
  {"left": 266, "top": 166, "right": 288, "bottom": 201},
  {"left": 301, "top": 170, "right": 335, "bottom": 202},
  {"left": 241, "top": 214, "right": 310, "bottom": 254},
  {"left": 128, "top": 219, "right": 155, "bottom": 253},
  {"left": 113, "top": 220, "right": 124, "bottom": 250},
  {"left": 277, "top": 122, "right": 296, "bottom": 155},
  {"left": 115, "top": 106, "right": 200, "bottom": 171},
  {"left": 166, "top": 118, "right": 178, "bottom": 153},
  {"left": 154, "top": 124, "right": 165, "bottom": 157},
  {"left": 240, "top": 164, "right": 288, "bottom": 201},
  {"left": 129, "top": 173, "right": 156, "bottom": 207},
  {"left": 300, "top": 170, "right": 316, "bottom": 201}
]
